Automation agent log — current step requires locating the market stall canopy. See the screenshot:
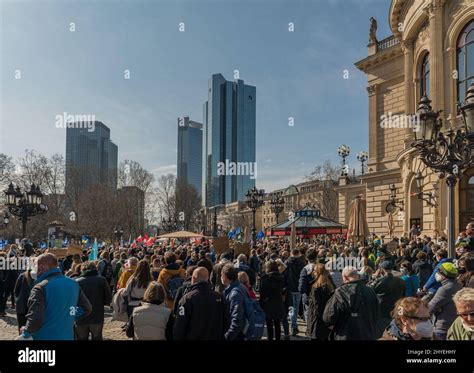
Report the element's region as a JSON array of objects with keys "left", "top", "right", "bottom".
[
  {"left": 158, "top": 231, "right": 204, "bottom": 239},
  {"left": 265, "top": 206, "right": 347, "bottom": 237}
]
